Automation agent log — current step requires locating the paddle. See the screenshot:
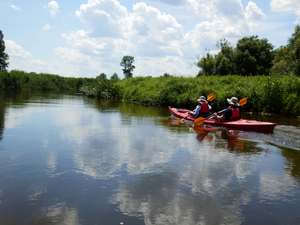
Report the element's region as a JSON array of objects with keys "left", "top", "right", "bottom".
[
  {"left": 194, "top": 98, "right": 247, "bottom": 126},
  {"left": 176, "top": 93, "right": 216, "bottom": 123}
]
